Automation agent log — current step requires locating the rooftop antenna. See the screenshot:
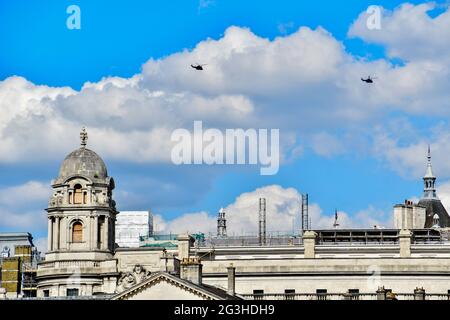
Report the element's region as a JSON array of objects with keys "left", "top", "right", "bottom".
[
  {"left": 301, "top": 194, "right": 309, "bottom": 233},
  {"left": 333, "top": 209, "right": 340, "bottom": 229},
  {"left": 259, "top": 198, "right": 267, "bottom": 246}
]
